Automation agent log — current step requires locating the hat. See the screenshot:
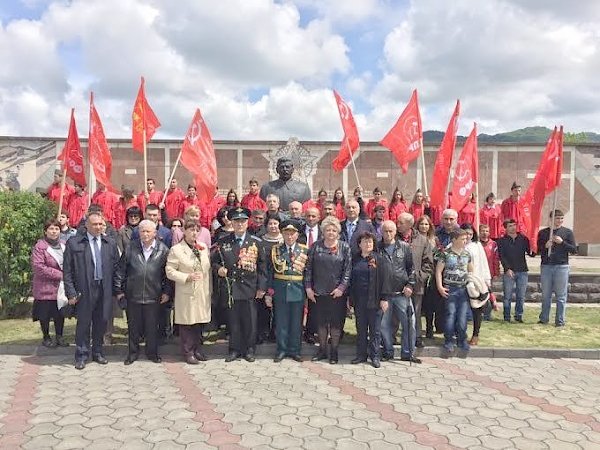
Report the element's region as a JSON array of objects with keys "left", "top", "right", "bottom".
[
  {"left": 466, "top": 274, "right": 490, "bottom": 309},
  {"left": 280, "top": 219, "right": 300, "bottom": 232},
  {"left": 229, "top": 207, "right": 250, "bottom": 221},
  {"left": 511, "top": 181, "right": 521, "bottom": 190}
]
